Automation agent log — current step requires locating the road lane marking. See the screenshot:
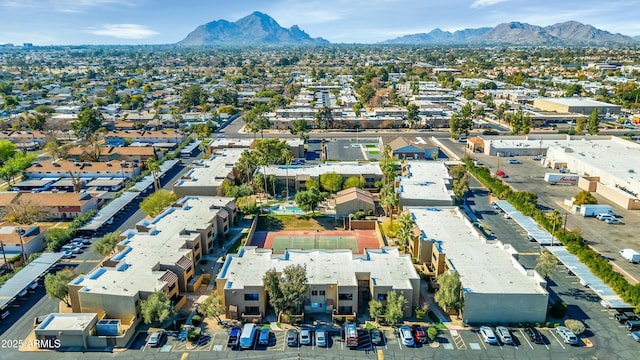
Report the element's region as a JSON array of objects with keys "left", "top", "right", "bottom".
[
  {"left": 519, "top": 330, "right": 534, "bottom": 350},
  {"left": 548, "top": 330, "right": 566, "bottom": 349}
]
